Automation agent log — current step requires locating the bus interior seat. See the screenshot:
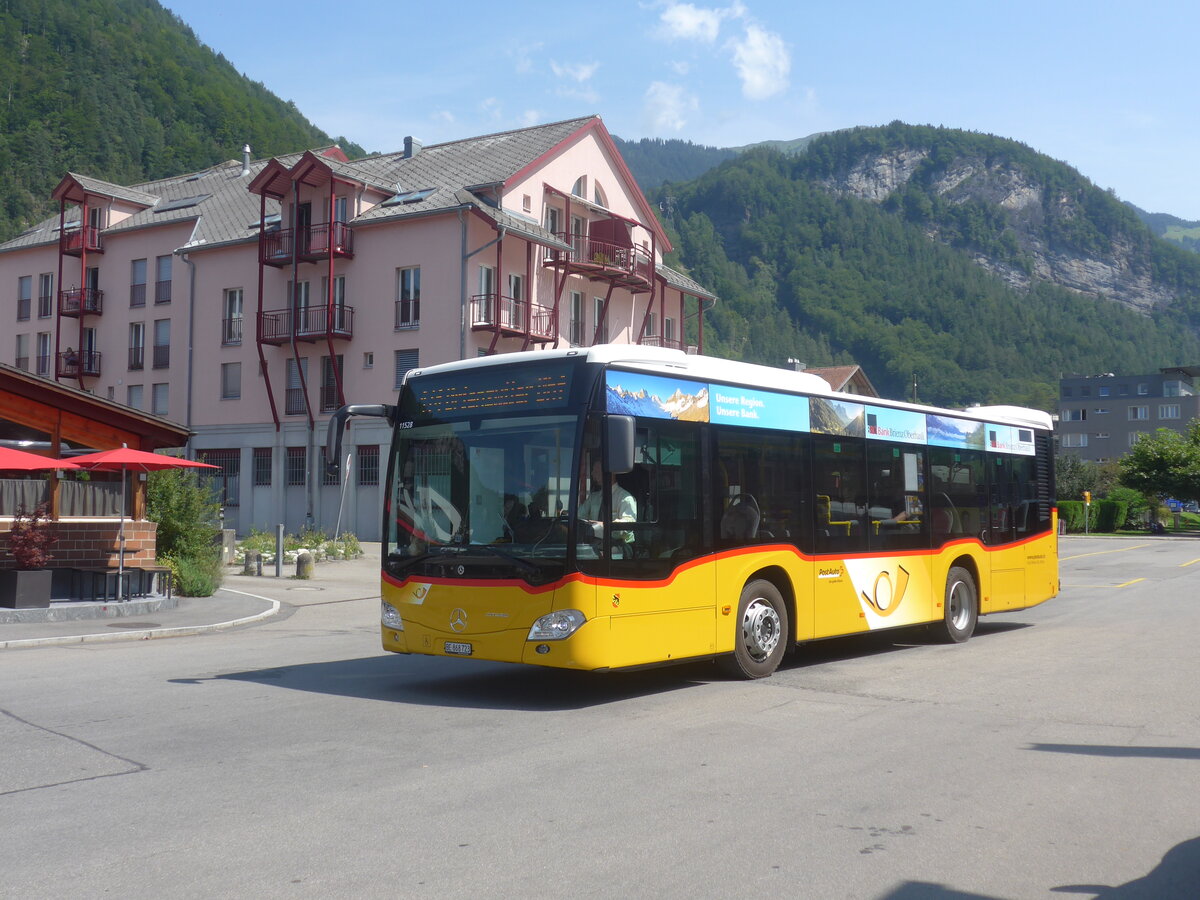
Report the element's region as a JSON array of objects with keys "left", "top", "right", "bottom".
[{"left": 721, "top": 493, "right": 760, "bottom": 540}]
